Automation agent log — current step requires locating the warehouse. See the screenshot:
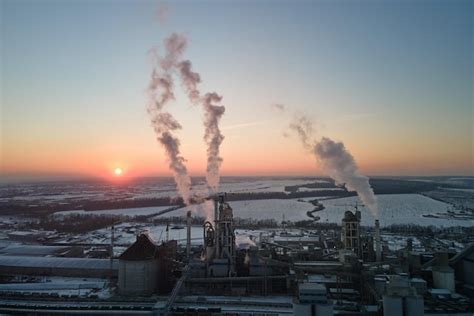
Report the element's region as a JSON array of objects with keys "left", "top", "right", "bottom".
[{"left": 0, "top": 255, "right": 118, "bottom": 278}]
